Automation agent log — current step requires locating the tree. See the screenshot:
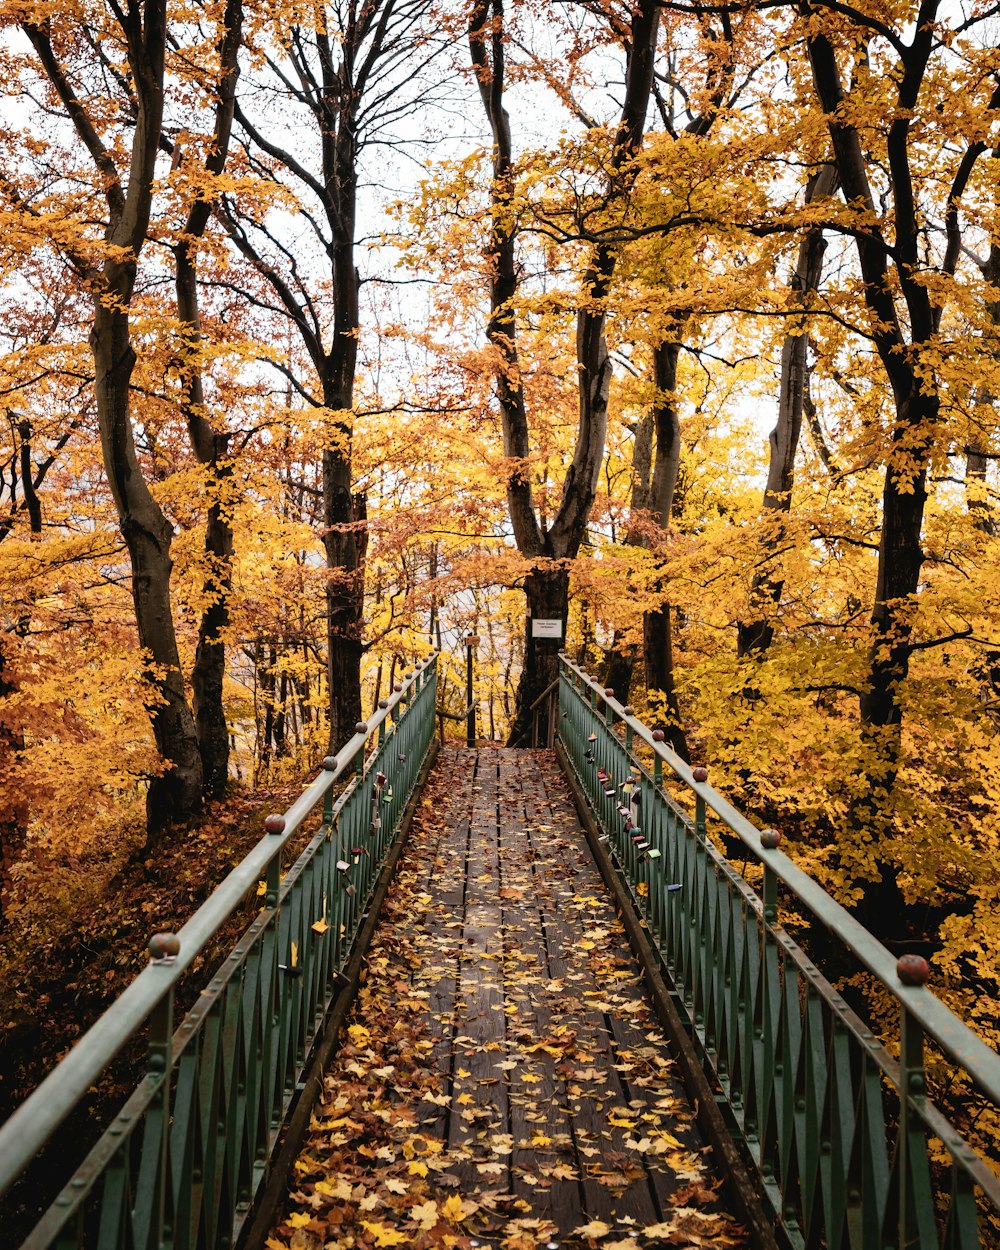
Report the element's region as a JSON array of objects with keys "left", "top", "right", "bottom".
[
  {"left": 470, "top": 0, "right": 660, "bottom": 744},
  {"left": 800, "top": 0, "right": 1000, "bottom": 928},
  {"left": 6, "top": 2, "right": 205, "bottom": 830},
  {"left": 173, "top": 0, "right": 244, "bottom": 797},
  {"left": 219, "top": 0, "right": 441, "bottom": 752}
]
